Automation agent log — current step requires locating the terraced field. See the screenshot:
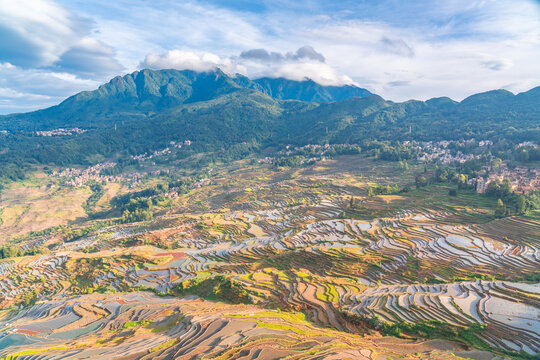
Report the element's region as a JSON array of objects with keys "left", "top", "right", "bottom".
[{"left": 0, "top": 157, "right": 538, "bottom": 359}]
